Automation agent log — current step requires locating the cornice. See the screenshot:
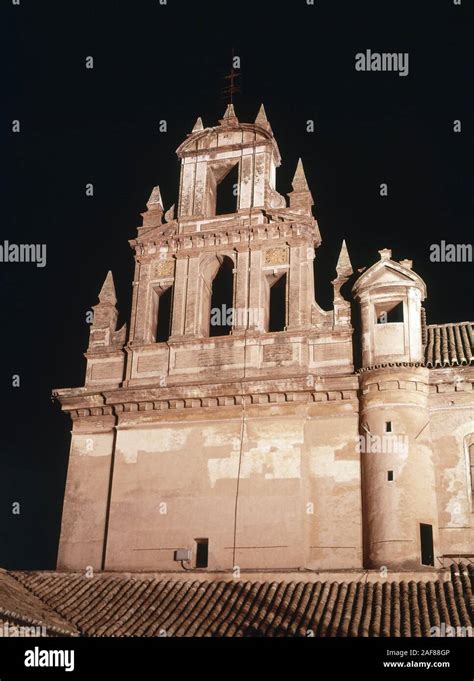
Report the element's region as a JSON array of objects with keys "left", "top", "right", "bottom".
[
  {"left": 67, "top": 388, "right": 358, "bottom": 420},
  {"left": 54, "top": 374, "right": 359, "bottom": 420},
  {"left": 131, "top": 220, "right": 319, "bottom": 255},
  {"left": 358, "top": 362, "right": 425, "bottom": 373}
]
